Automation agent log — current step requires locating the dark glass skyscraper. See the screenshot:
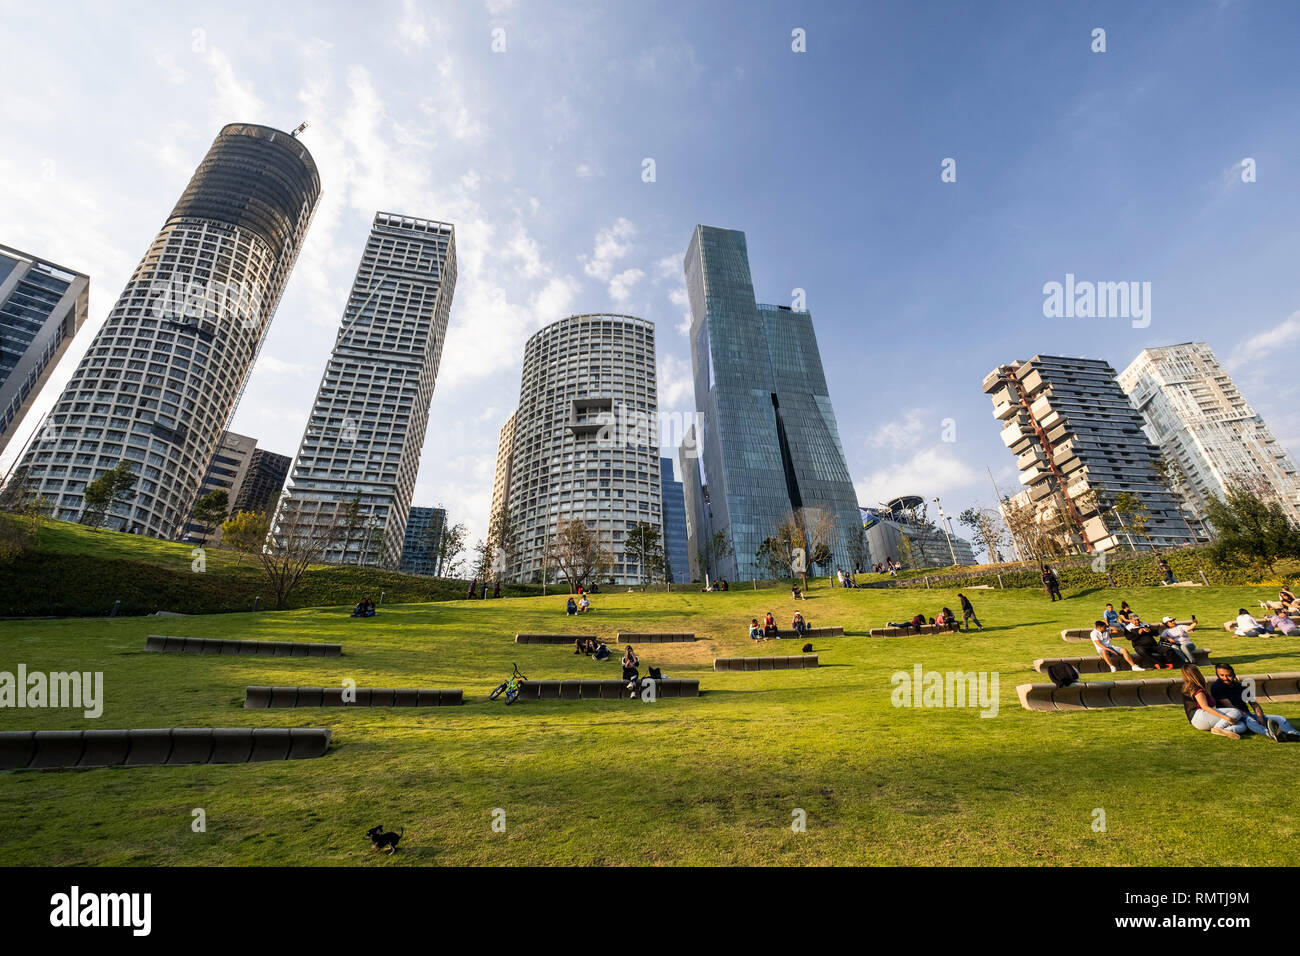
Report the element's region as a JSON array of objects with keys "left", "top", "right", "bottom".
[
  {"left": 20, "top": 123, "right": 320, "bottom": 535},
  {"left": 660, "top": 455, "right": 689, "bottom": 583},
  {"left": 684, "top": 225, "right": 863, "bottom": 580}
]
